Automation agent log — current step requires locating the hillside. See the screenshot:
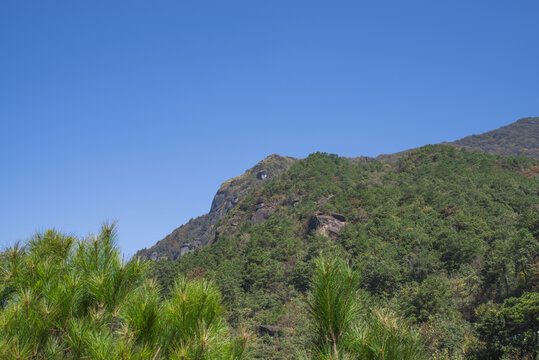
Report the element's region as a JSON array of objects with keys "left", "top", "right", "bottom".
[
  {"left": 359, "top": 116, "right": 539, "bottom": 163},
  {"left": 139, "top": 117, "right": 539, "bottom": 261},
  {"left": 137, "top": 154, "right": 298, "bottom": 260},
  {"left": 3, "top": 146, "right": 537, "bottom": 359},
  {"left": 151, "top": 146, "right": 539, "bottom": 359},
  {"left": 451, "top": 116, "right": 539, "bottom": 158}
]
